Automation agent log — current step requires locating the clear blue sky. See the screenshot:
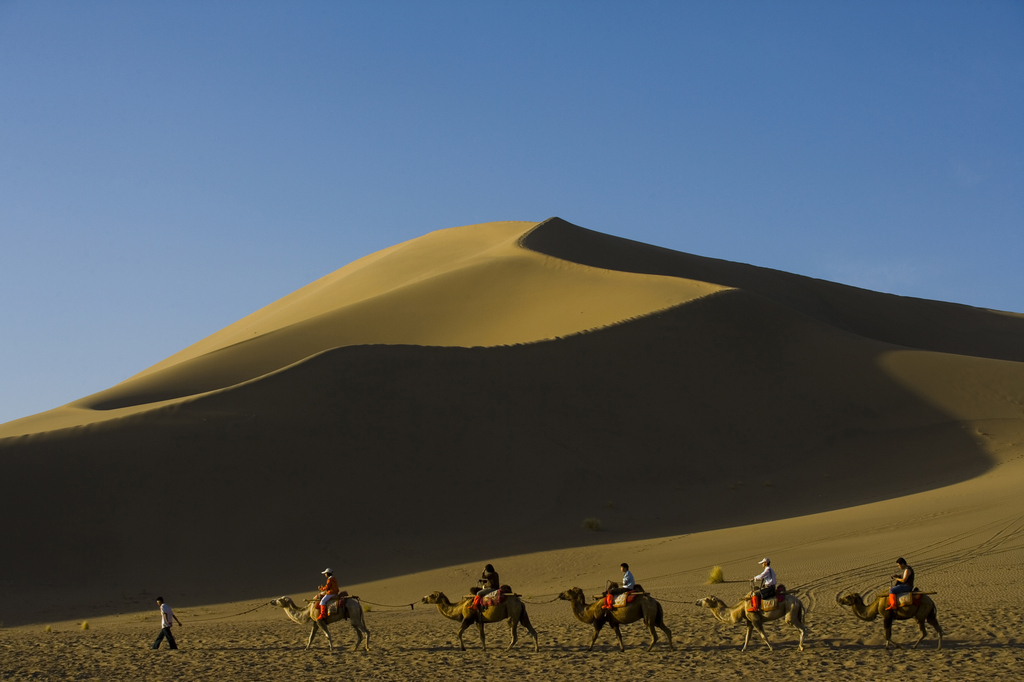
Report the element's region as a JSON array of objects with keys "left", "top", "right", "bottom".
[{"left": 1, "top": 1, "right": 1022, "bottom": 425}]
